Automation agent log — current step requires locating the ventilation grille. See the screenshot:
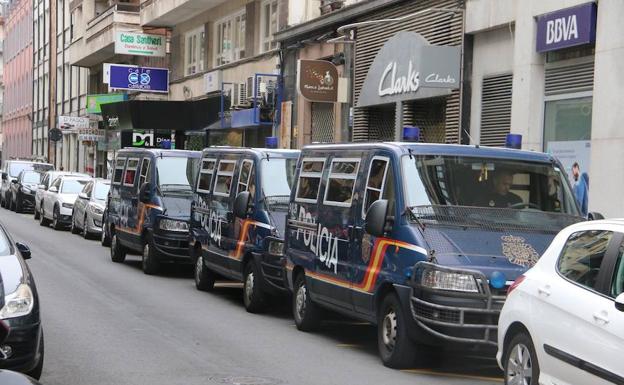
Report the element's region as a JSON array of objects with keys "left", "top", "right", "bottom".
[
  {"left": 480, "top": 73, "right": 513, "bottom": 147},
  {"left": 545, "top": 60, "right": 594, "bottom": 96}
]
